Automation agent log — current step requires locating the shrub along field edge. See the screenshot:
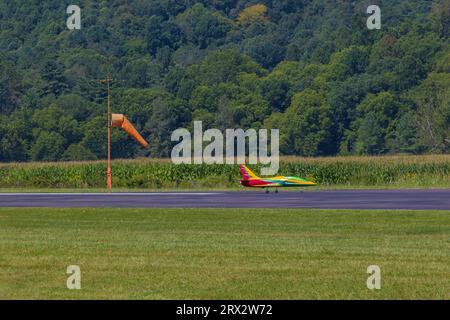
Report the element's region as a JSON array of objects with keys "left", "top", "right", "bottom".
[{"left": 0, "top": 155, "right": 449, "bottom": 189}]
